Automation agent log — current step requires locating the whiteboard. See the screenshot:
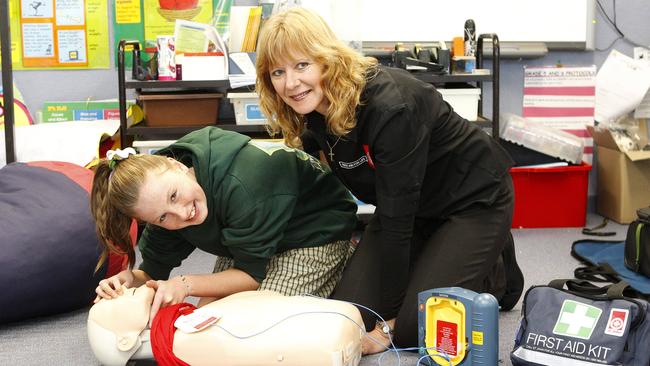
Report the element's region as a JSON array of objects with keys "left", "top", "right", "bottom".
[{"left": 302, "top": 0, "right": 595, "bottom": 49}]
